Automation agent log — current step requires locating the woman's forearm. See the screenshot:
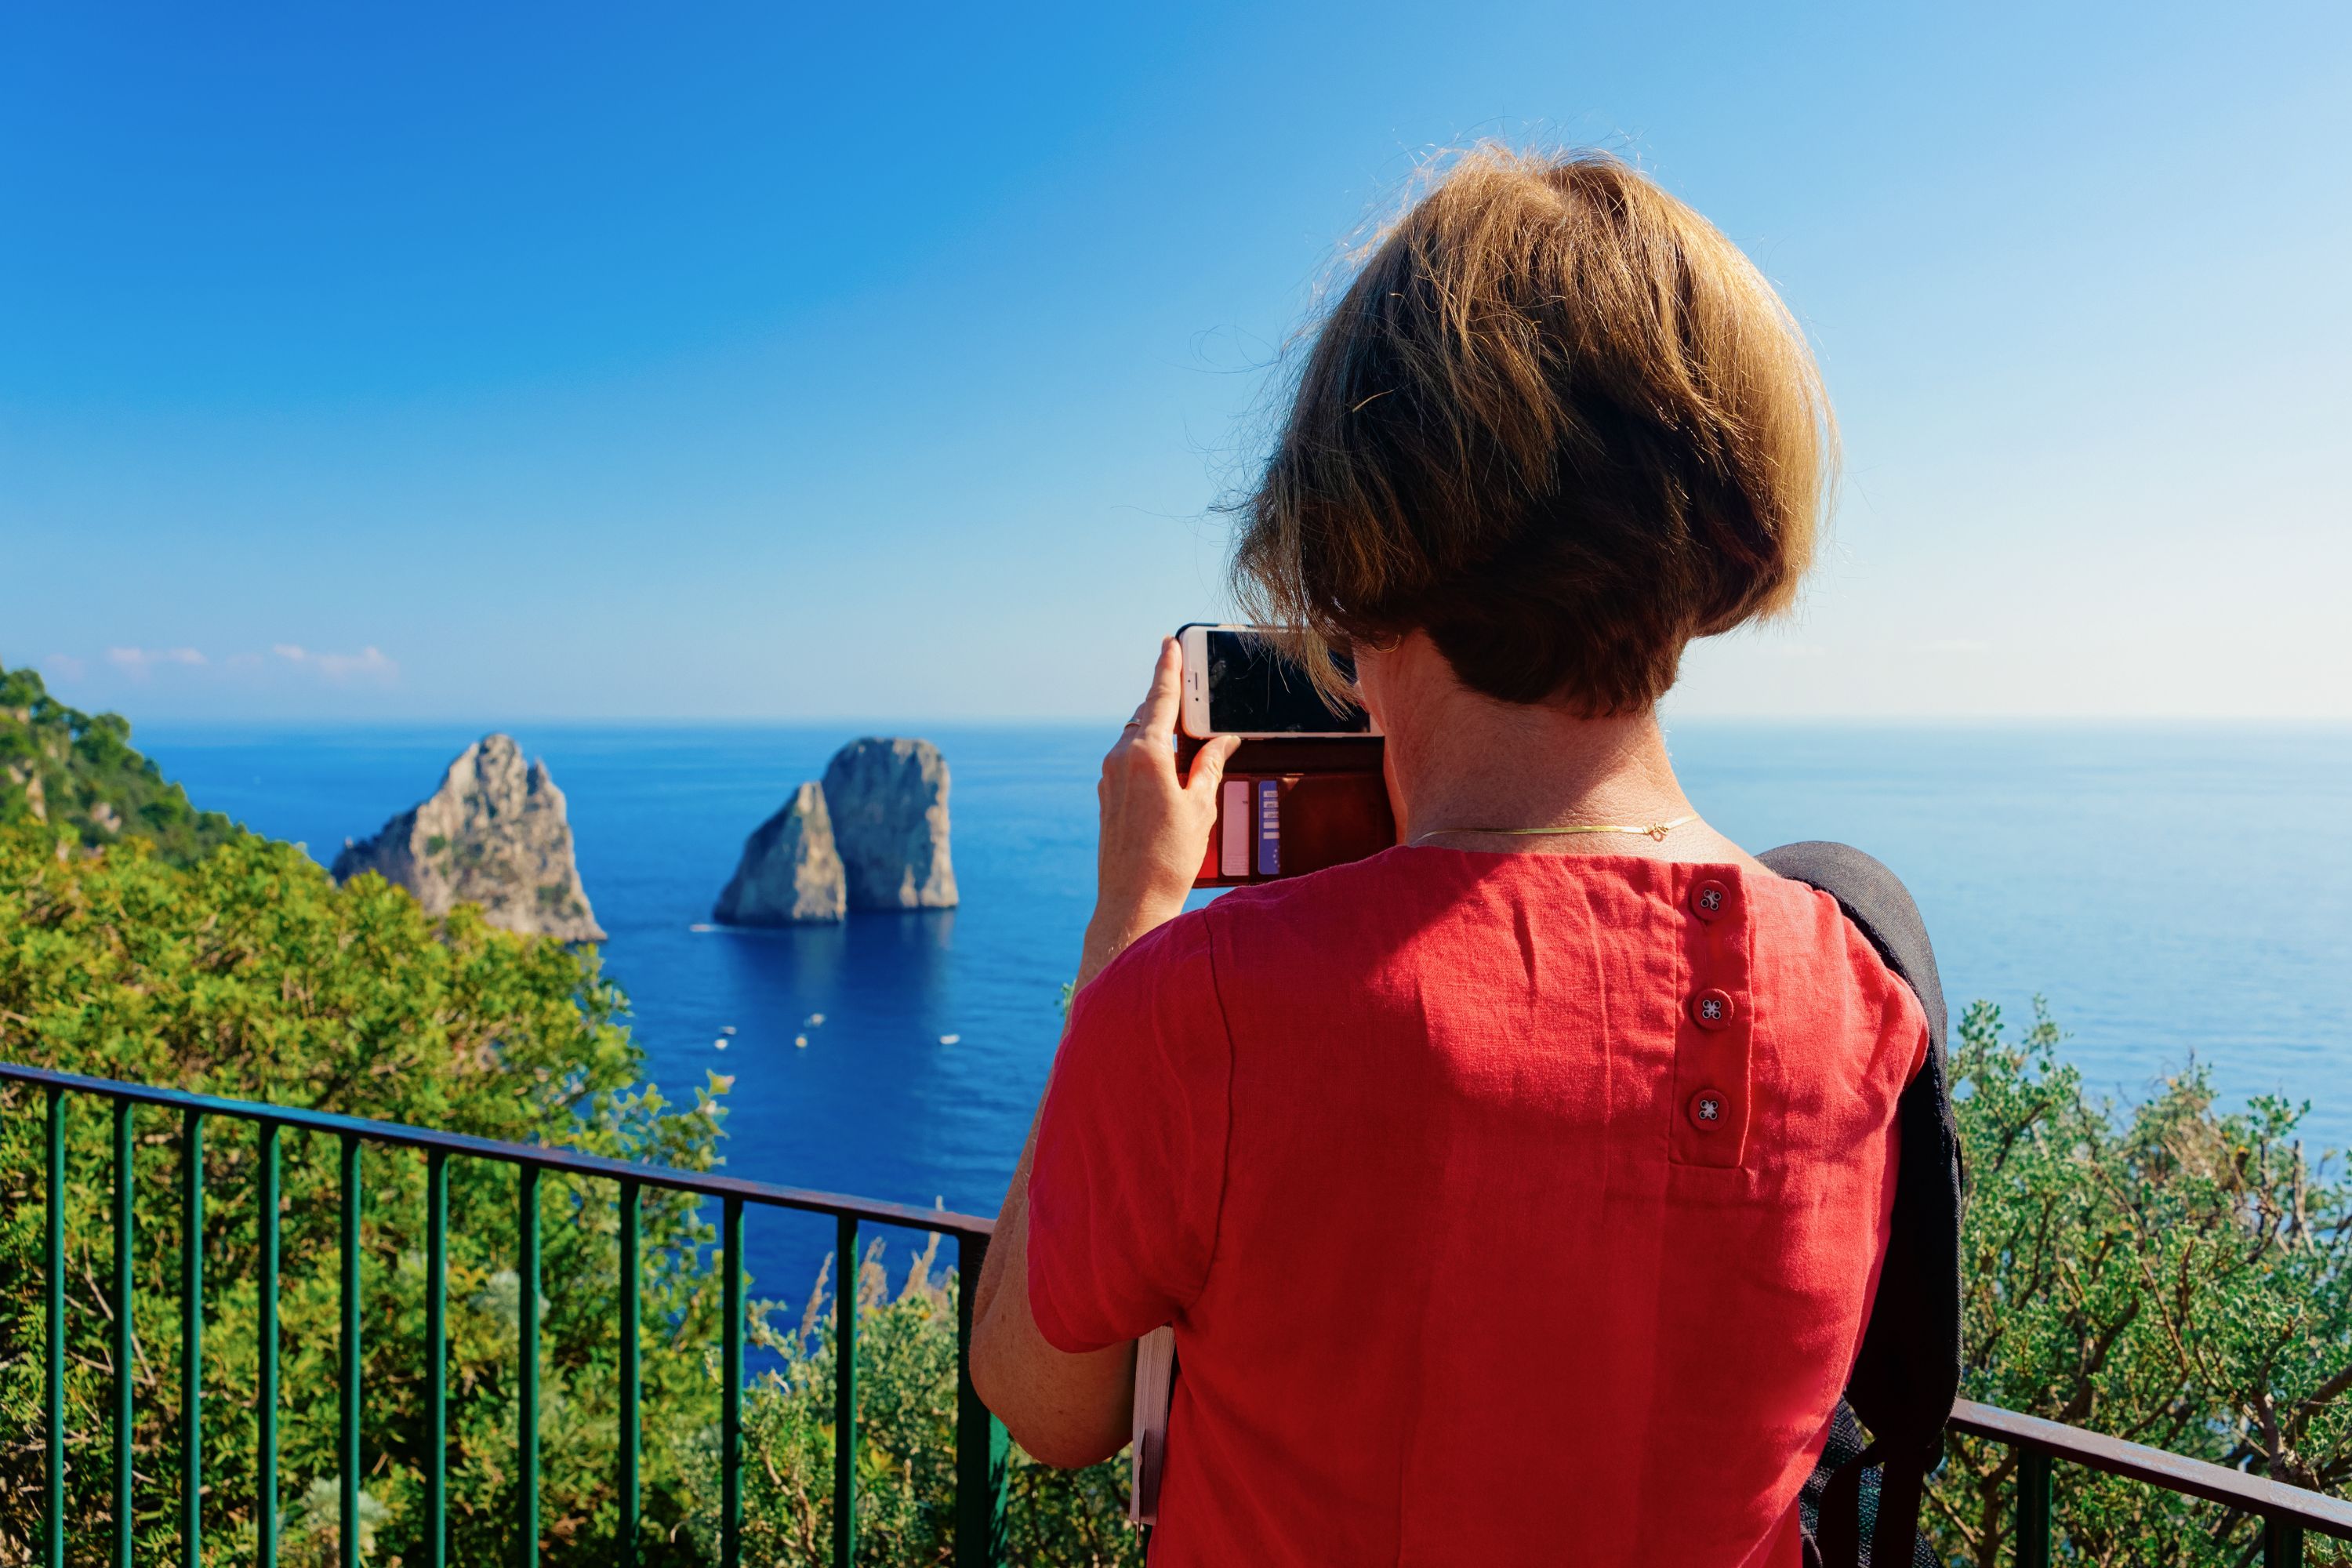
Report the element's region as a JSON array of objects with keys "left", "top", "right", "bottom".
[
  {"left": 968, "top": 1098, "right": 1136, "bottom": 1468},
  {"left": 969, "top": 907, "right": 1152, "bottom": 1345},
  {"left": 969, "top": 641, "right": 1237, "bottom": 1467}
]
